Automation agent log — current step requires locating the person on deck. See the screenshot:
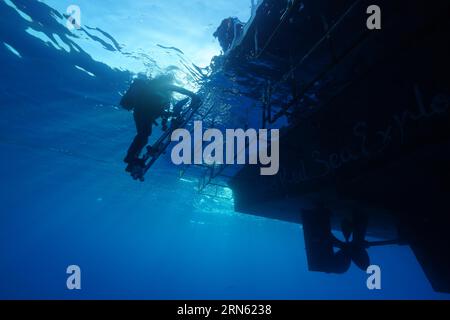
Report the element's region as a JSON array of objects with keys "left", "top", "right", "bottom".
[{"left": 213, "top": 17, "right": 244, "bottom": 52}]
